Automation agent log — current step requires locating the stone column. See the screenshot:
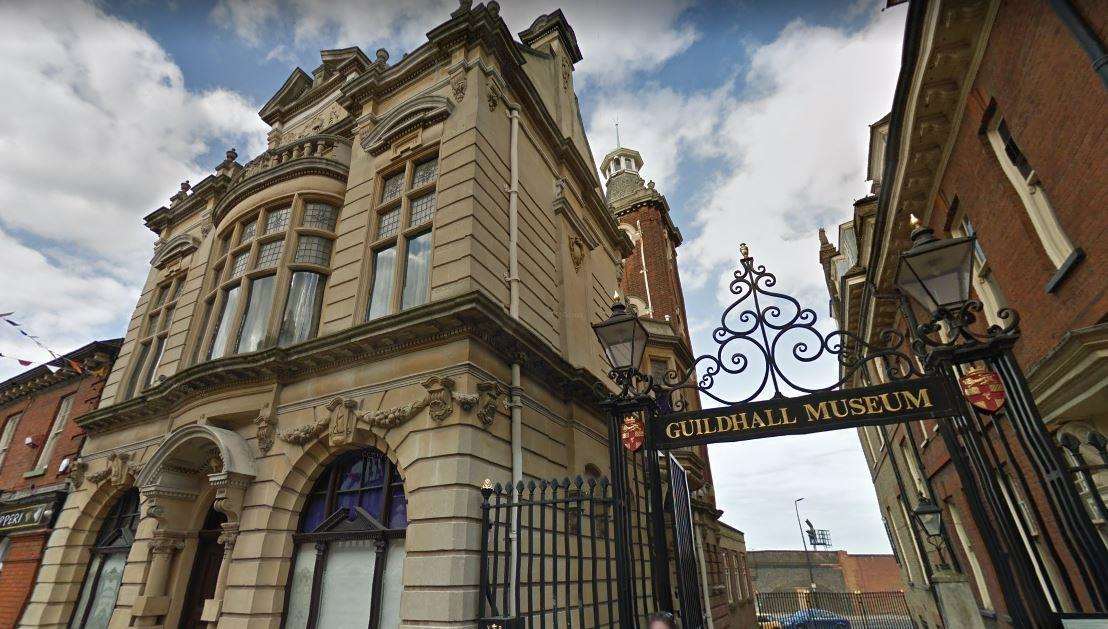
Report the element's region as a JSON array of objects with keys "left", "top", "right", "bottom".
[
  {"left": 132, "top": 530, "right": 186, "bottom": 627},
  {"left": 932, "top": 568, "right": 986, "bottom": 629},
  {"left": 201, "top": 471, "right": 251, "bottom": 626}
]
